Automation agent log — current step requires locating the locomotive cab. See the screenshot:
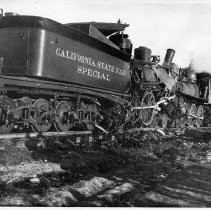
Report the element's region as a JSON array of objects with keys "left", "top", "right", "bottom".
[
  {"left": 196, "top": 73, "right": 210, "bottom": 101},
  {"left": 109, "top": 32, "right": 132, "bottom": 54}
]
